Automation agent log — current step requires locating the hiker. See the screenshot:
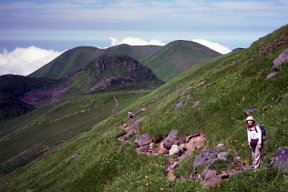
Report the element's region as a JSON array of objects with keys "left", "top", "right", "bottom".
[
  {"left": 245, "top": 116, "right": 262, "bottom": 169},
  {"left": 128, "top": 111, "right": 134, "bottom": 119}
]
